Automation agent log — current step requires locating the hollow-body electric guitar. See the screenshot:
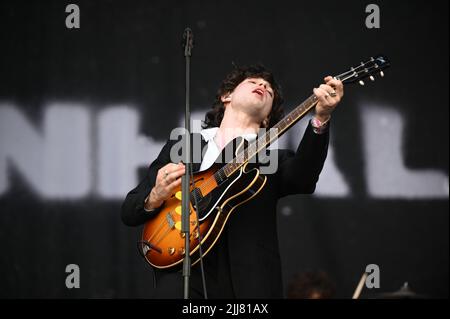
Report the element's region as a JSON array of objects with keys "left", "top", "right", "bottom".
[{"left": 141, "top": 55, "right": 390, "bottom": 269}]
